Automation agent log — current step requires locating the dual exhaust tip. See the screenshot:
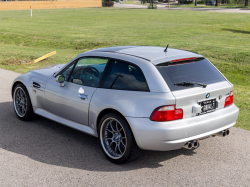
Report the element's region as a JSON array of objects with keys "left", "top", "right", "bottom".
[
  {"left": 183, "top": 140, "right": 199, "bottom": 150},
  {"left": 215, "top": 129, "right": 230, "bottom": 137},
  {"left": 183, "top": 129, "right": 230, "bottom": 150}
]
